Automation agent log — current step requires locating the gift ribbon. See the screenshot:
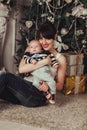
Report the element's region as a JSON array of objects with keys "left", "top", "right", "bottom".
[
  {"left": 74, "top": 76, "right": 86, "bottom": 94},
  {"left": 74, "top": 76, "right": 80, "bottom": 94},
  {"left": 76, "top": 54, "right": 84, "bottom": 75}
]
